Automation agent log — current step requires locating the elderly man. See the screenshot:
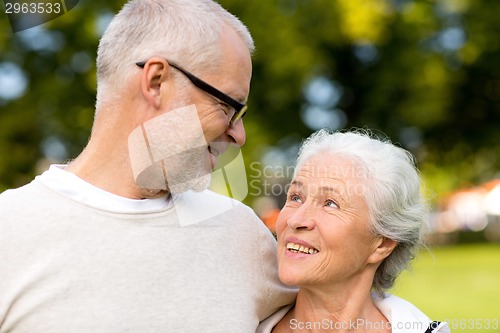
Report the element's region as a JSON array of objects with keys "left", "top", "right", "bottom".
[{"left": 0, "top": 0, "right": 296, "bottom": 332}]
